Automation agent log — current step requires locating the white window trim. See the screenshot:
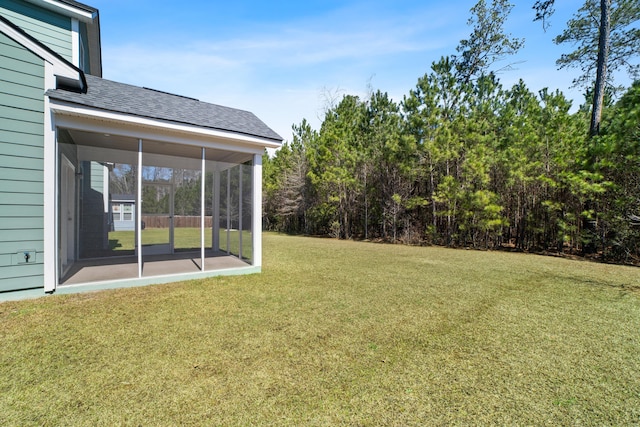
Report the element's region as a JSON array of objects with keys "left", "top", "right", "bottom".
[
  {"left": 44, "top": 63, "right": 58, "bottom": 293},
  {"left": 252, "top": 154, "right": 262, "bottom": 267},
  {"left": 71, "top": 18, "right": 80, "bottom": 68}
]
